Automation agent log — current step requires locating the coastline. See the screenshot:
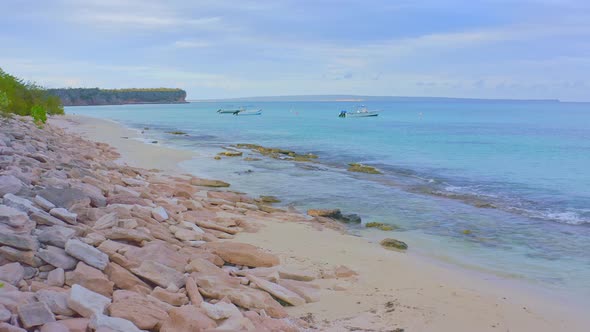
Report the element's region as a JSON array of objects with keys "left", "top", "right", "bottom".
[{"left": 50, "top": 114, "right": 588, "bottom": 331}]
